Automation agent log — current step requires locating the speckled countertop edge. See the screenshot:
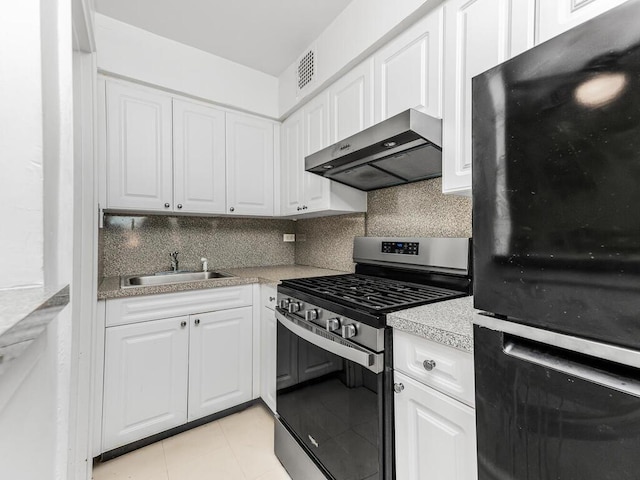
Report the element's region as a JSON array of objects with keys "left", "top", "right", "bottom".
[
  {"left": 97, "top": 265, "right": 348, "bottom": 300},
  {"left": 0, "top": 285, "right": 70, "bottom": 339},
  {"left": 386, "top": 296, "right": 476, "bottom": 352}
]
